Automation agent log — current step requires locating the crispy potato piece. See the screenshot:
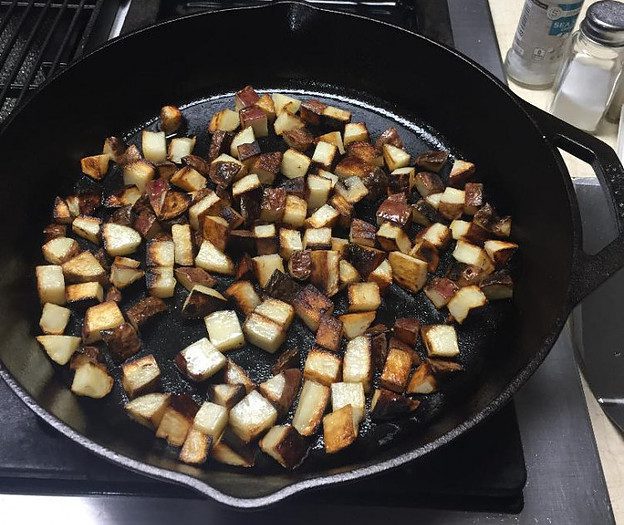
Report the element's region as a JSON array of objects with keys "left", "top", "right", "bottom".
[{"left": 323, "top": 405, "right": 357, "bottom": 454}]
